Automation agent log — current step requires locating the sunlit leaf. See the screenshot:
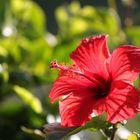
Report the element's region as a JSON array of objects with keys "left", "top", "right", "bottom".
[
  {"left": 21, "top": 126, "right": 45, "bottom": 138},
  {"left": 69, "top": 1, "right": 80, "bottom": 14},
  {"left": 13, "top": 85, "right": 43, "bottom": 114},
  {"left": 0, "top": 70, "right": 9, "bottom": 83},
  {"left": 0, "top": 37, "right": 22, "bottom": 63},
  {"left": 125, "top": 26, "right": 140, "bottom": 46},
  {"left": 0, "top": 63, "right": 9, "bottom": 83},
  {"left": 11, "top": 0, "right": 46, "bottom": 38},
  {"left": 55, "top": 1, "right": 125, "bottom": 47},
  {"left": 0, "top": 46, "right": 8, "bottom": 58},
  {"left": 70, "top": 18, "right": 88, "bottom": 35}
]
